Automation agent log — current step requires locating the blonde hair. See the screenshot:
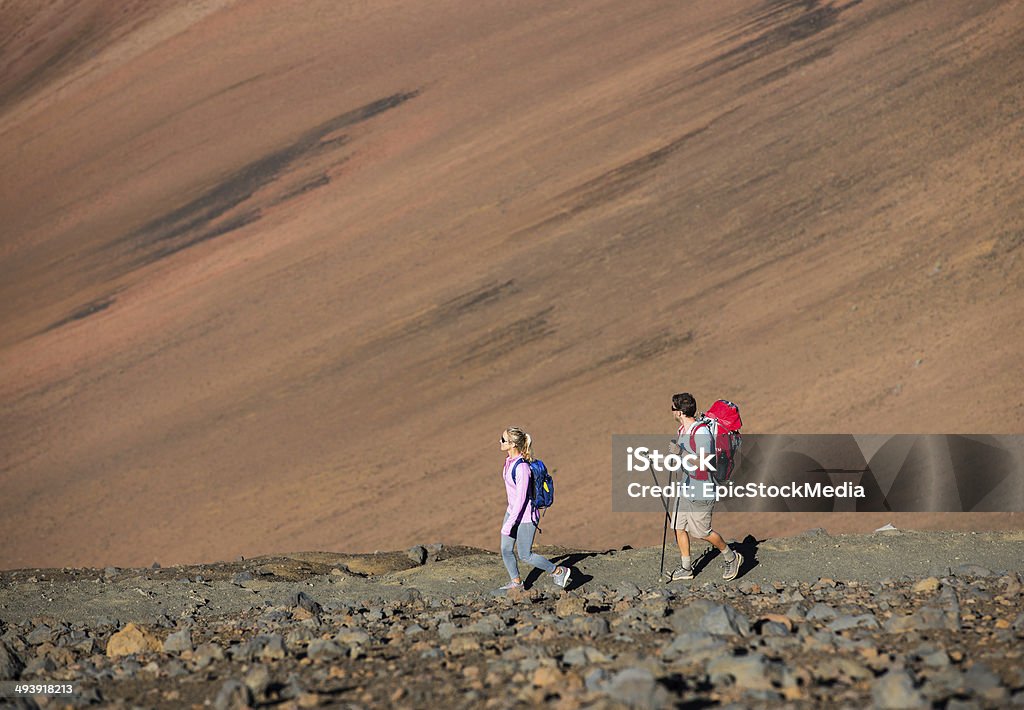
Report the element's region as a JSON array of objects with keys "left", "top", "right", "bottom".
[{"left": 504, "top": 427, "right": 534, "bottom": 462}]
